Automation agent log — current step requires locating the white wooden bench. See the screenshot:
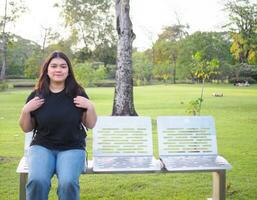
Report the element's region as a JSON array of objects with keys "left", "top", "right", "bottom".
[
  {"left": 157, "top": 116, "right": 232, "bottom": 200},
  {"left": 17, "top": 116, "right": 231, "bottom": 200}
]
